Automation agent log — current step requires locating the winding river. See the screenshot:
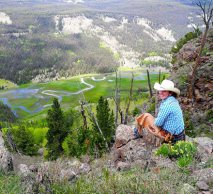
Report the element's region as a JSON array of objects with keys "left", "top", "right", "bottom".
[
  {"left": 0, "top": 78, "right": 95, "bottom": 116},
  {"left": 0, "top": 72, "right": 157, "bottom": 116}
]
